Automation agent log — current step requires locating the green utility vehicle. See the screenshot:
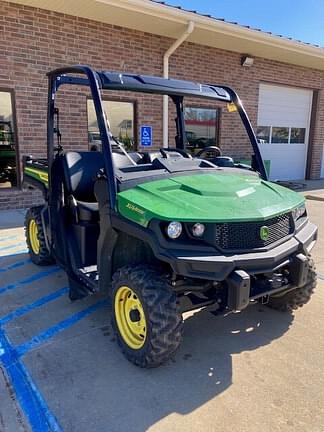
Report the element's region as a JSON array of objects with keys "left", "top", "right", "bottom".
[{"left": 23, "top": 65, "right": 318, "bottom": 367}]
